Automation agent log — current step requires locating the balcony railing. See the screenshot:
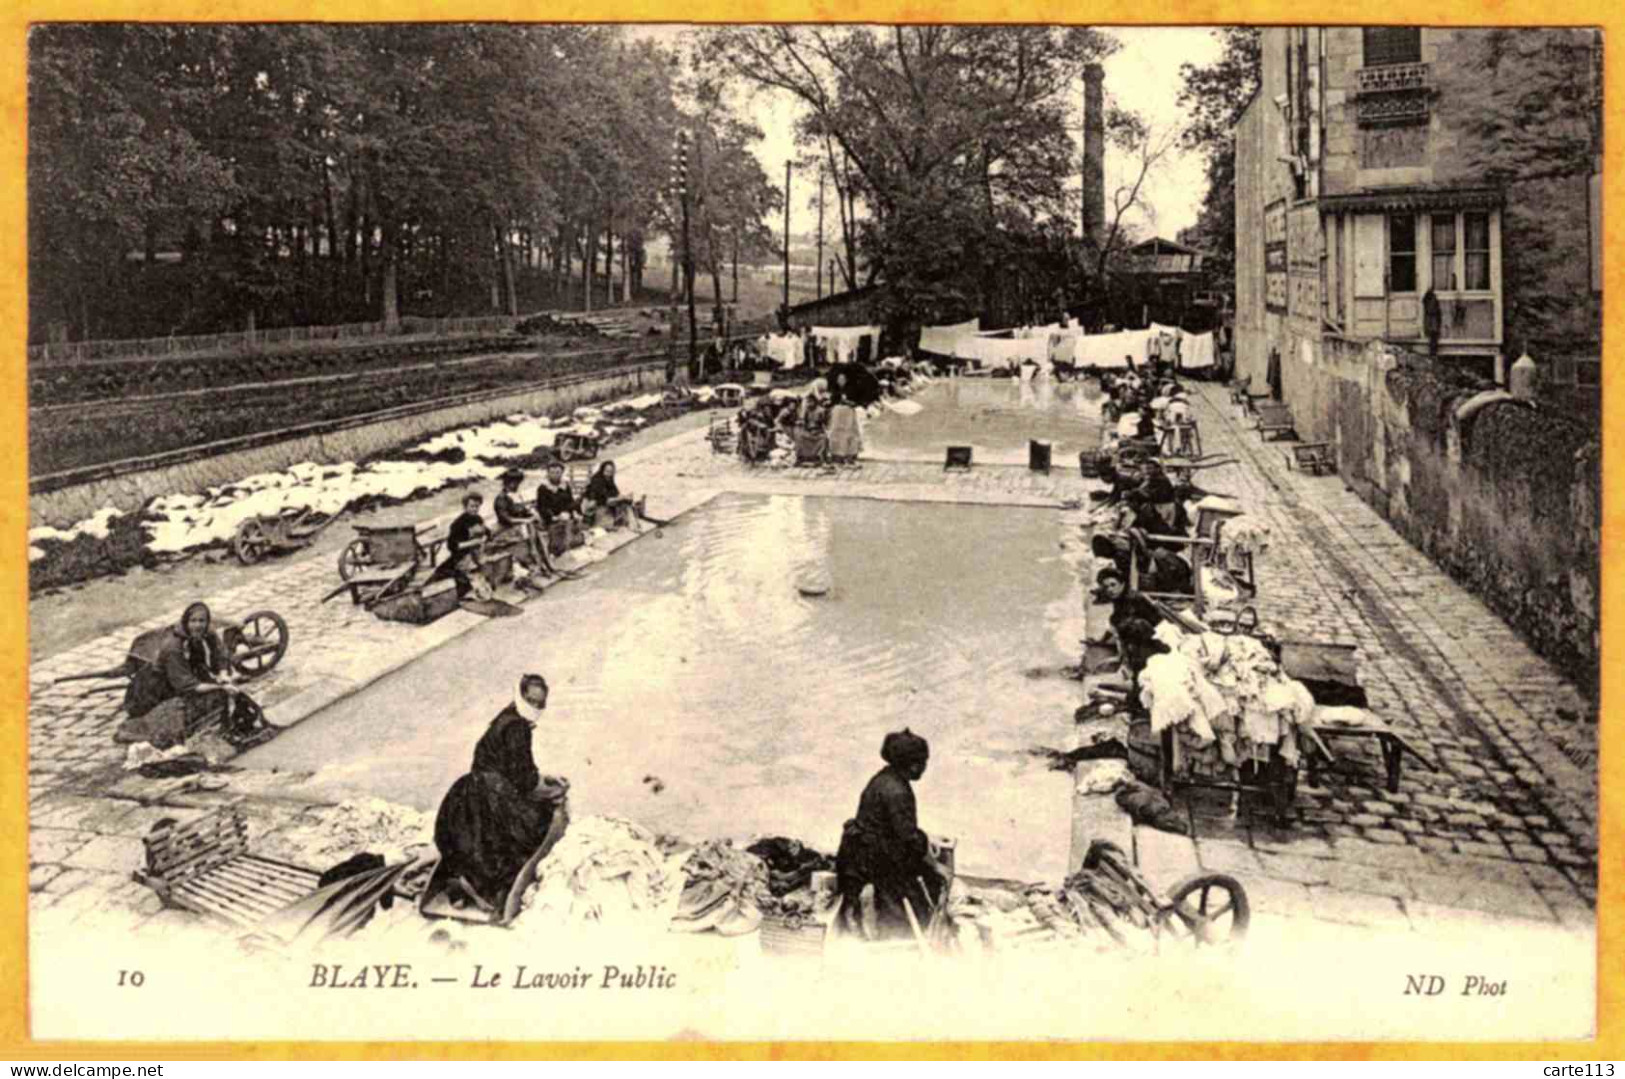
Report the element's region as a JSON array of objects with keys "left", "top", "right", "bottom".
[
  {"left": 1355, "top": 62, "right": 1432, "bottom": 95},
  {"left": 1354, "top": 62, "right": 1433, "bottom": 127}
]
